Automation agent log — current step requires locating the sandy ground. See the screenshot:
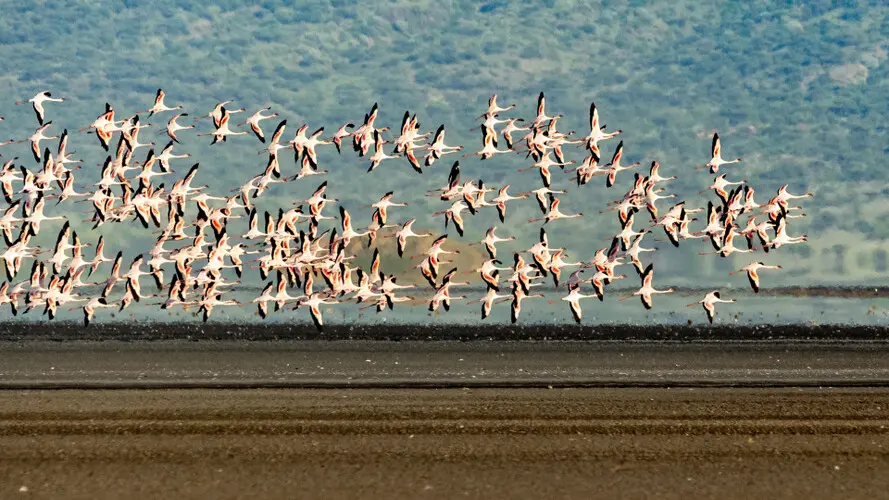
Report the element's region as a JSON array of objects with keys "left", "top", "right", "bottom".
[{"left": 0, "top": 388, "right": 887, "bottom": 499}]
